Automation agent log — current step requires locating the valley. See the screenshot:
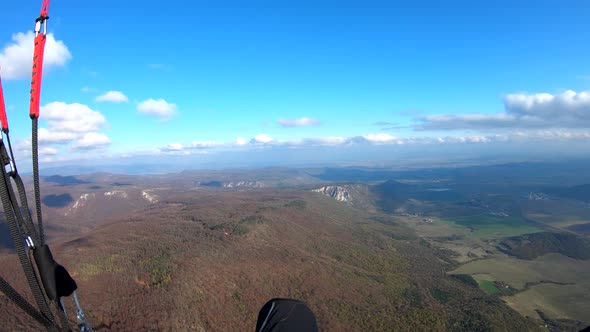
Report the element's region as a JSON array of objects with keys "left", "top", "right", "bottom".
[
  {"left": 305, "top": 162, "right": 590, "bottom": 330},
  {"left": 1, "top": 161, "right": 589, "bottom": 331}
]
